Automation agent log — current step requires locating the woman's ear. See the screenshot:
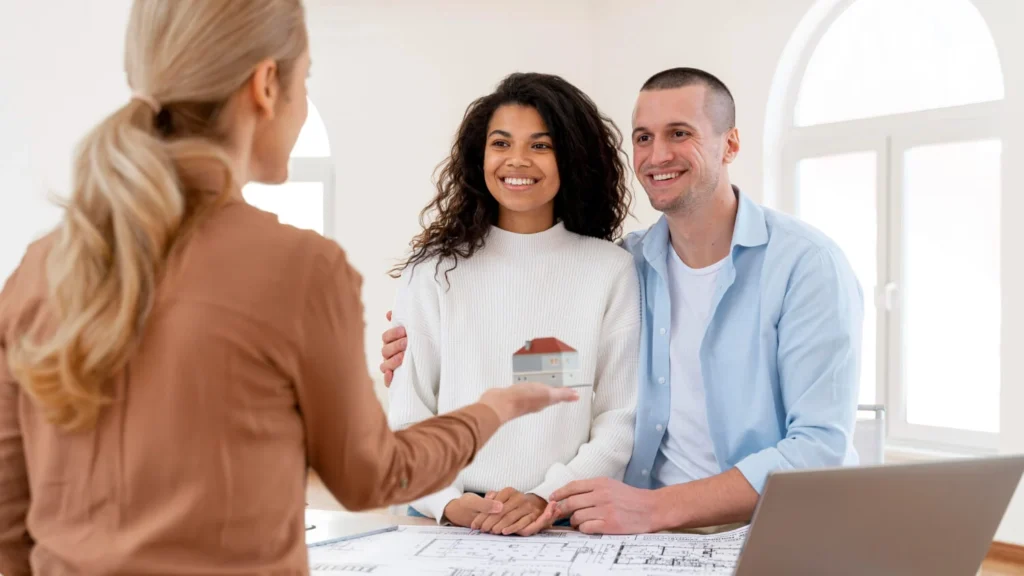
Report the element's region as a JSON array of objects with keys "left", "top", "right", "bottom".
[{"left": 248, "top": 58, "right": 280, "bottom": 119}]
